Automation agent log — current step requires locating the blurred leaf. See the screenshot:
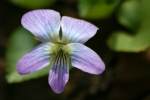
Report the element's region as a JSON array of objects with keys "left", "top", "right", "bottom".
[
  {"left": 107, "top": 32, "right": 149, "bottom": 52},
  {"left": 78, "top": 0, "right": 120, "bottom": 19},
  {"left": 118, "top": 0, "right": 141, "bottom": 30},
  {"left": 10, "top": 0, "right": 55, "bottom": 9},
  {"left": 6, "top": 28, "right": 49, "bottom": 83},
  {"left": 107, "top": 0, "right": 150, "bottom": 52}
]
